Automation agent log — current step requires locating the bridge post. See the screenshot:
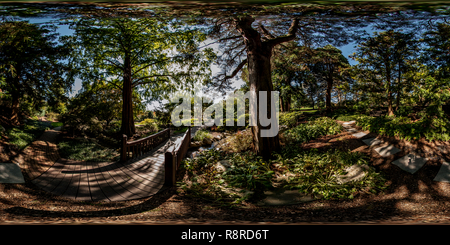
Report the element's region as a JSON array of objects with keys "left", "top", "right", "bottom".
[
  {"left": 164, "top": 151, "right": 176, "bottom": 187},
  {"left": 121, "top": 134, "right": 127, "bottom": 162}
]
